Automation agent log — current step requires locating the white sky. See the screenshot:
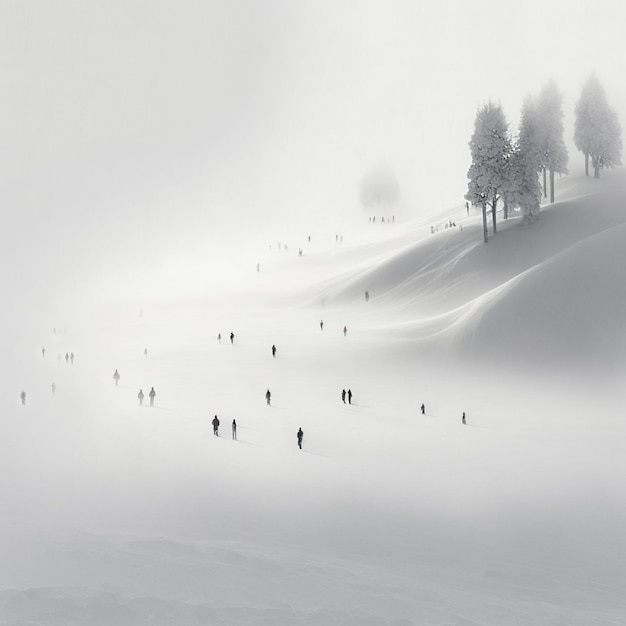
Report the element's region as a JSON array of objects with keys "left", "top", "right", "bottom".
[{"left": 2, "top": 0, "right": 626, "bottom": 296}]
